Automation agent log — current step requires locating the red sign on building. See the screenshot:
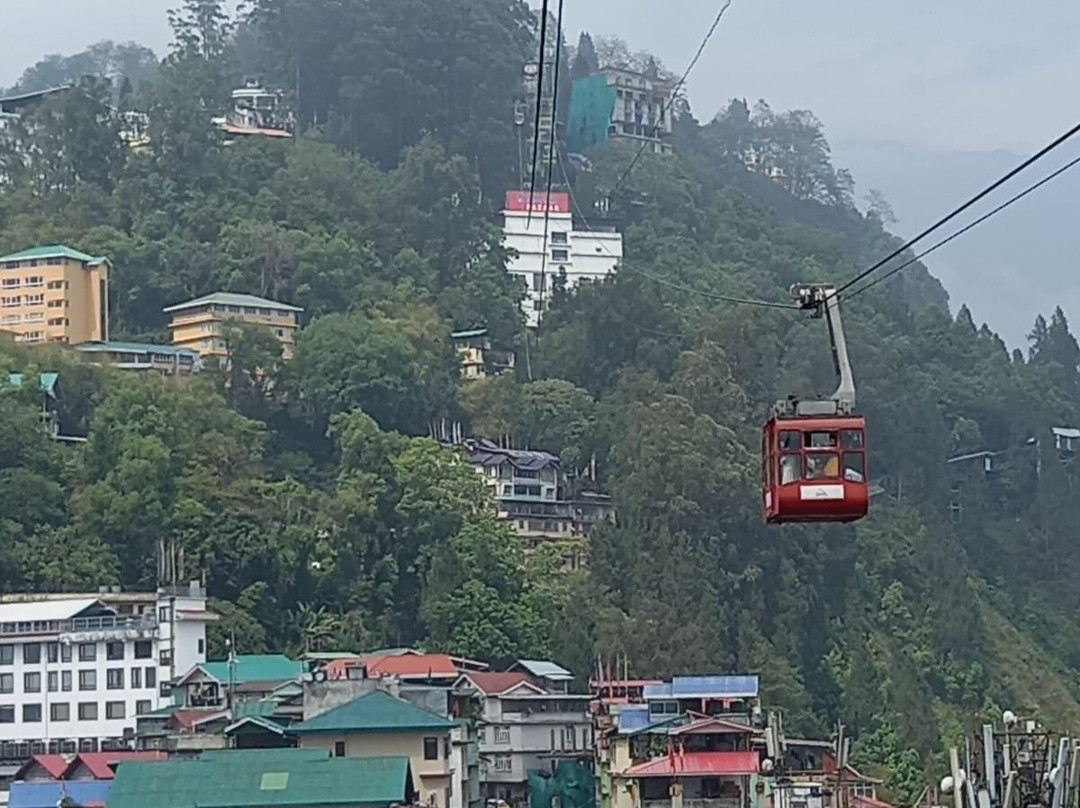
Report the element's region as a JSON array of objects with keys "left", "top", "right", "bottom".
[{"left": 504, "top": 190, "right": 570, "bottom": 214}]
